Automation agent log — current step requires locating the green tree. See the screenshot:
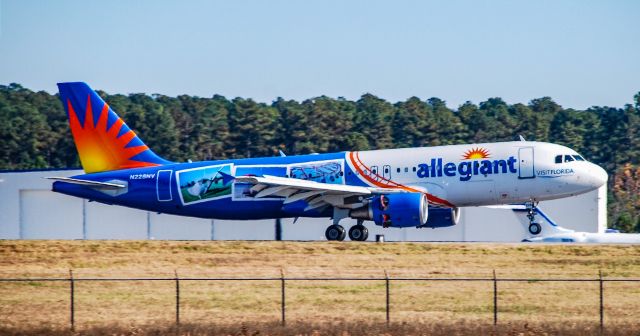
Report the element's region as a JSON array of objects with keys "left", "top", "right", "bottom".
[
  {"left": 228, "top": 98, "right": 278, "bottom": 158},
  {"left": 393, "top": 97, "right": 436, "bottom": 148},
  {"left": 354, "top": 94, "right": 394, "bottom": 150},
  {"left": 427, "top": 97, "right": 466, "bottom": 145}
]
